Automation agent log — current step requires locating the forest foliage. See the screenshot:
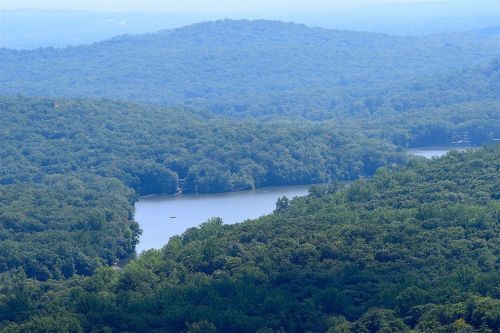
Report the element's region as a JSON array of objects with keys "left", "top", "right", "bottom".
[
  {"left": 0, "top": 95, "right": 410, "bottom": 280},
  {"left": 0, "top": 19, "right": 499, "bottom": 333},
  {"left": 0, "top": 20, "right": 499, "bottom": 119},
  {"left": 0, "top": 146, "right": 498, "bottom": 332}
]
